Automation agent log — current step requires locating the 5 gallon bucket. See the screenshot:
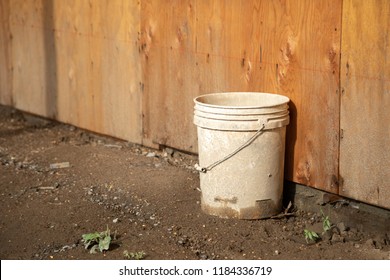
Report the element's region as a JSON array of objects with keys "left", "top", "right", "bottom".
[{"left": 194, "top": 92, "right": 290, "bottom": 219}]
